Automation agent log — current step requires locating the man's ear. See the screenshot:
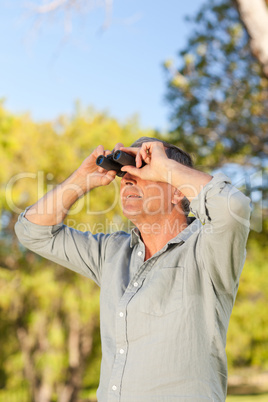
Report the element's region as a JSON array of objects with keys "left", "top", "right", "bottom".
[{"left": 171, "top": 188, "right": 183, "bottom": 205}]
